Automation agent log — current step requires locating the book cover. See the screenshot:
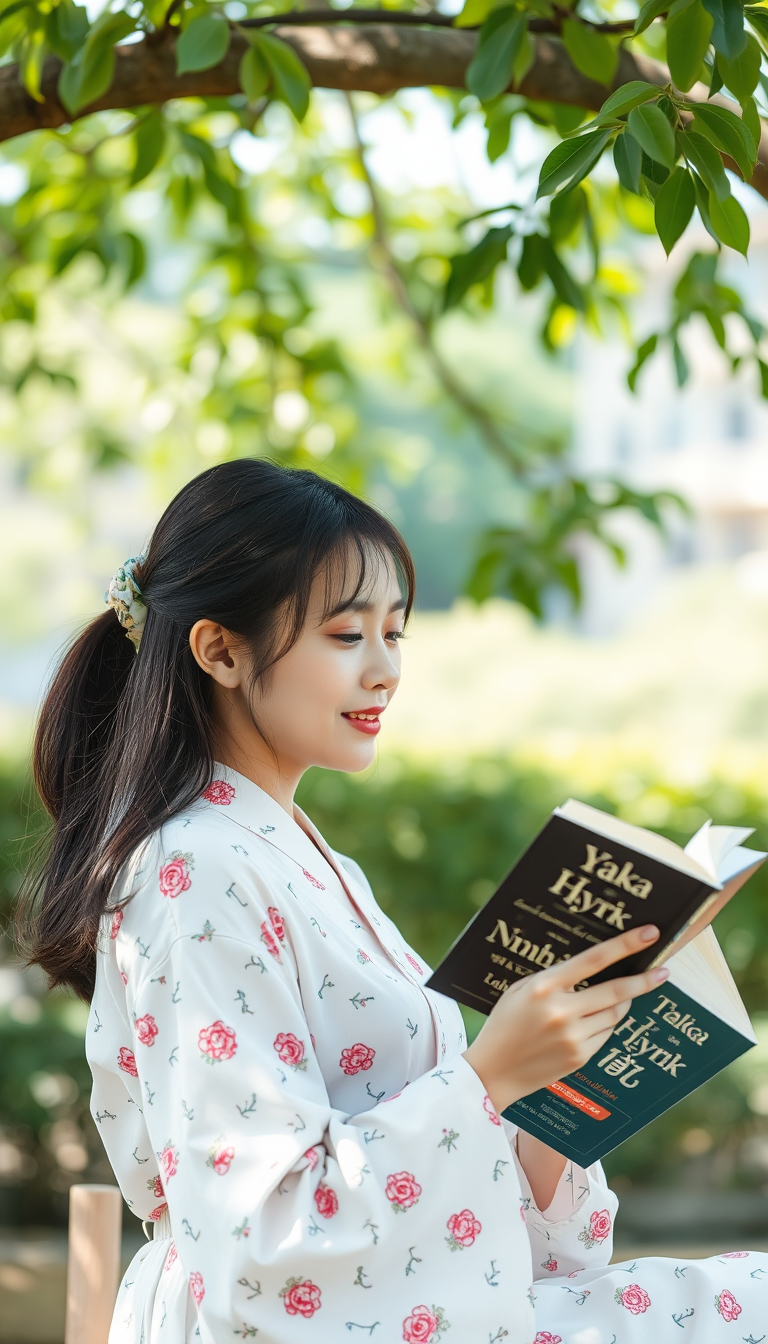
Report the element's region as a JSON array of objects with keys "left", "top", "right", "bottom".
[
  {"left": 503, "top": 978, "right": 754, "bottom": 1165},
  {"left": 425, "top": 813, "right": 718, "bottom": 1014}
]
